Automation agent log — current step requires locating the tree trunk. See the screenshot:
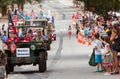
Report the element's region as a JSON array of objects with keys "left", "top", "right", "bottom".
[{"left": 2, "top": 6, "right": 7, "bottom": 16}]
